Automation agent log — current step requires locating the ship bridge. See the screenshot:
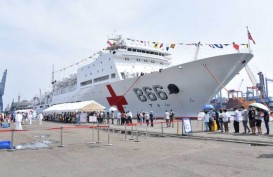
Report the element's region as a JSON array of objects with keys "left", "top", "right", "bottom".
[{"left": 106, "top": 34, "right": 172, "bottom": 62}]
